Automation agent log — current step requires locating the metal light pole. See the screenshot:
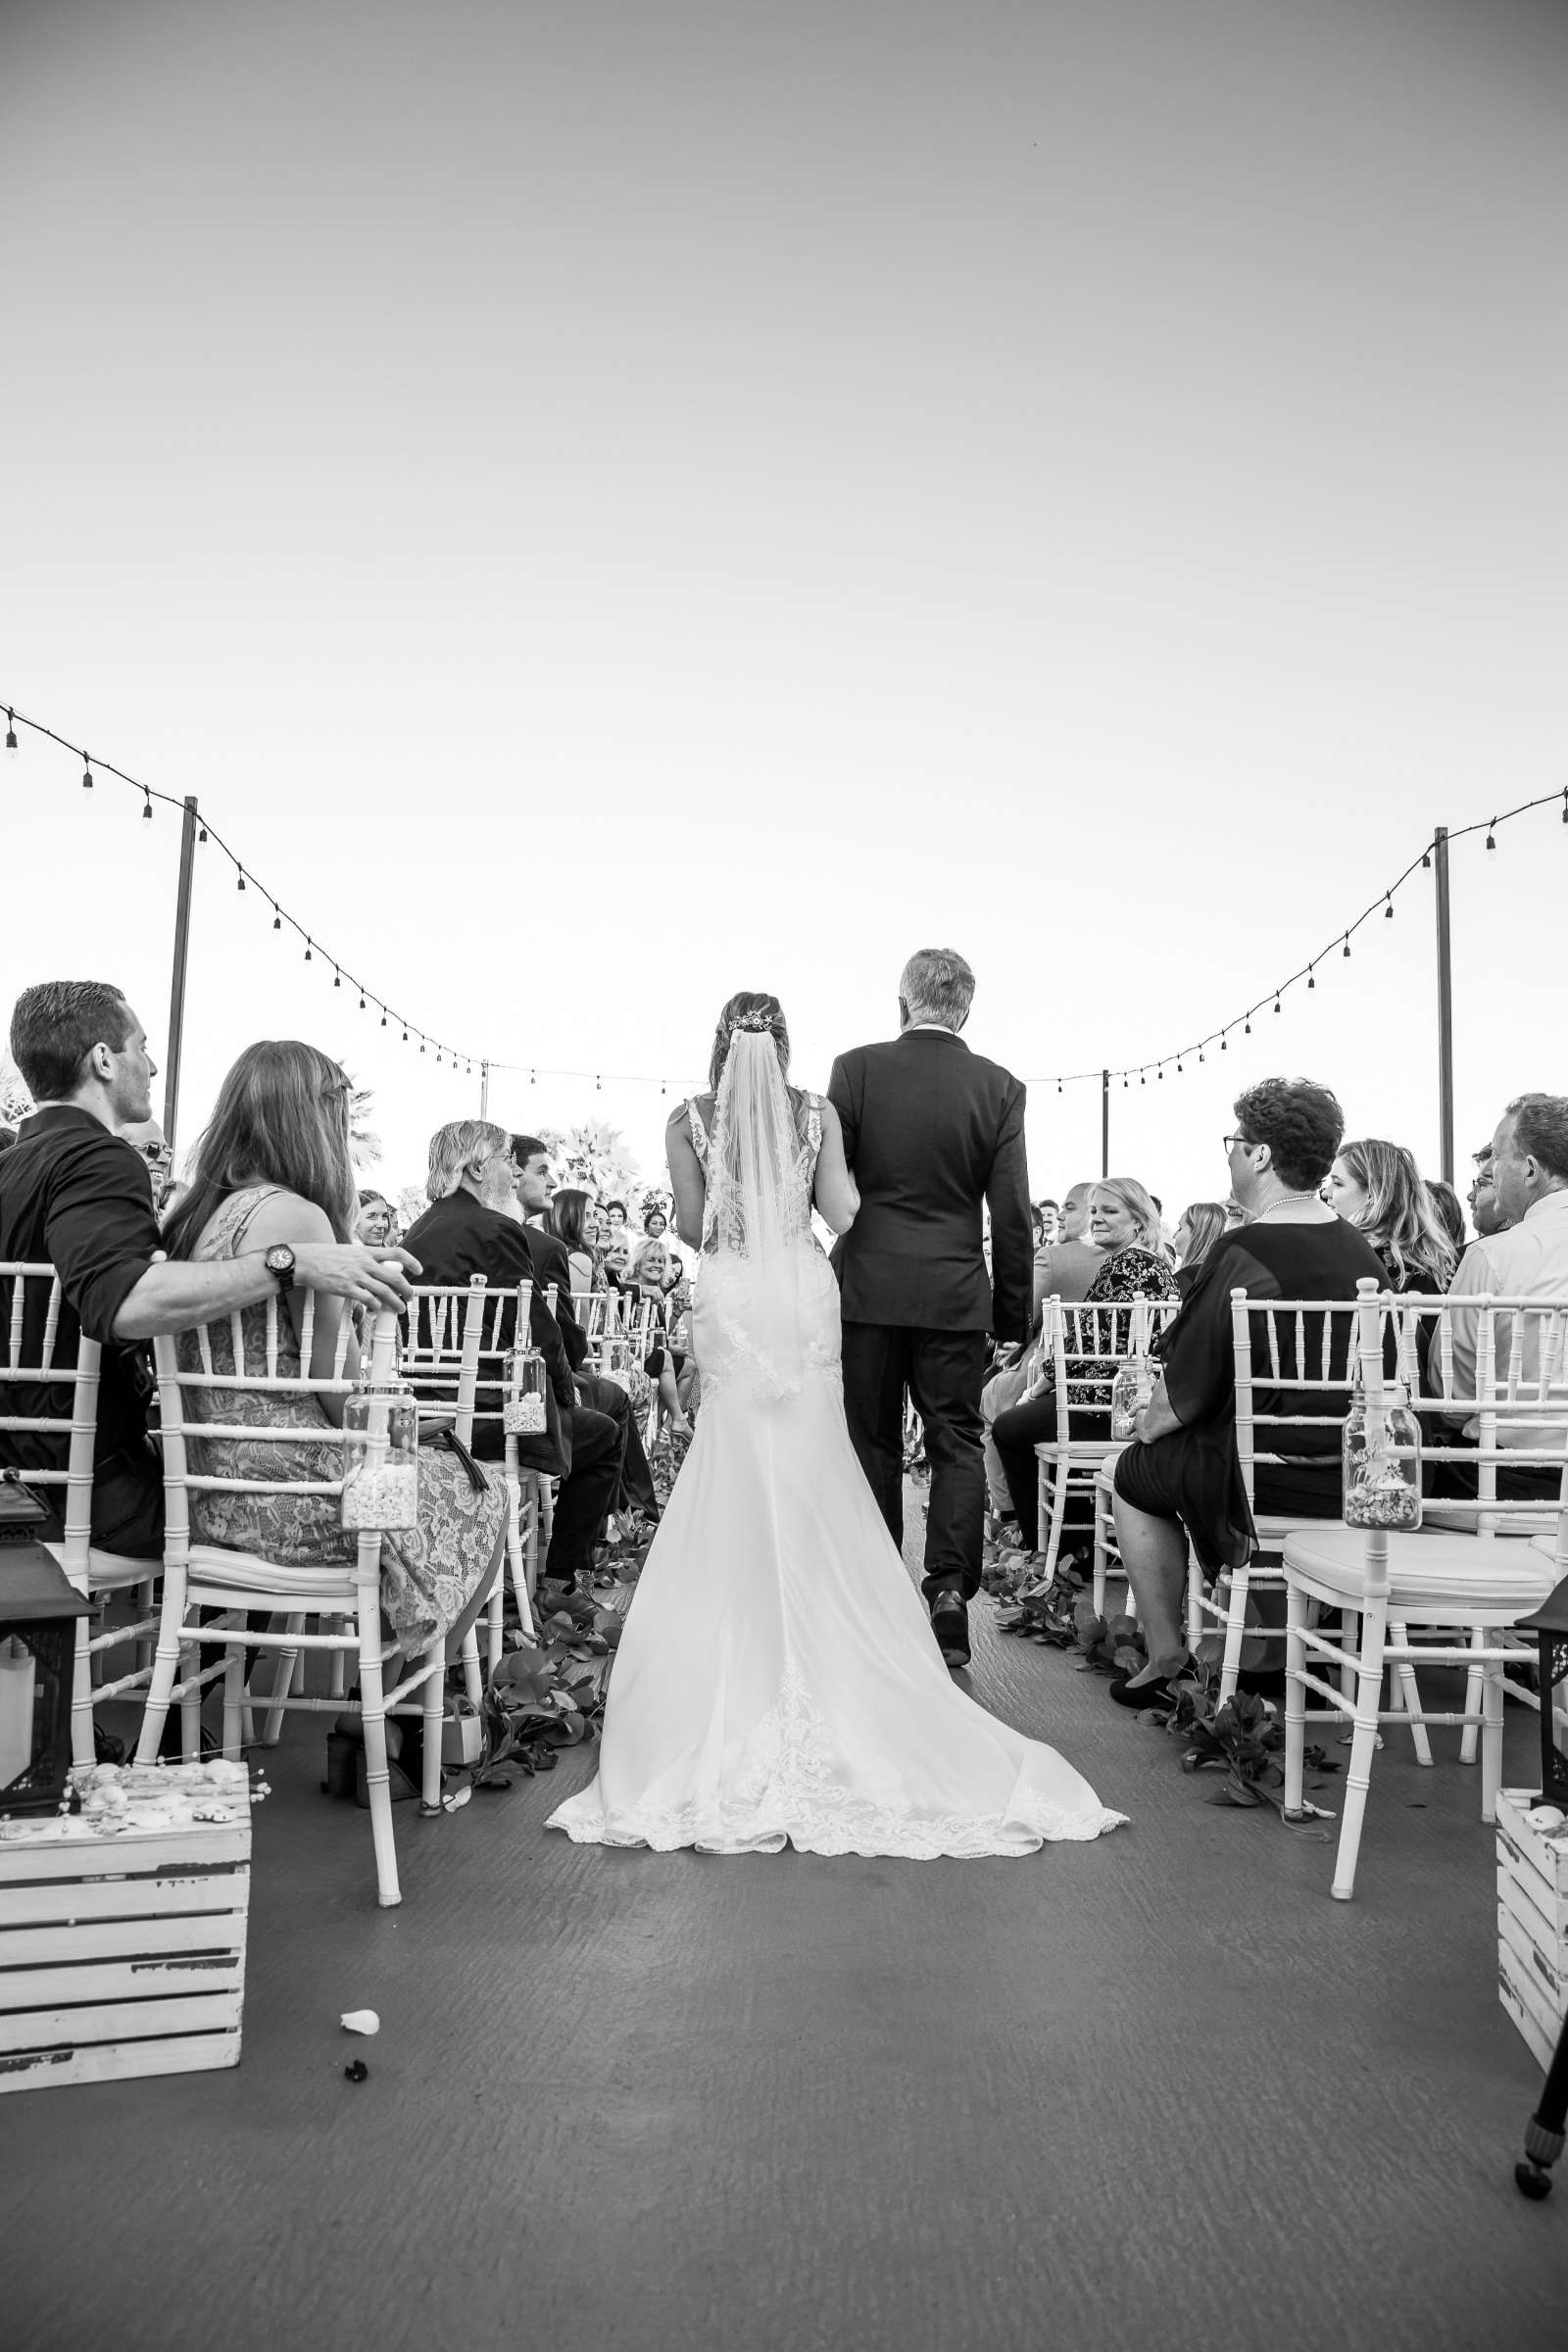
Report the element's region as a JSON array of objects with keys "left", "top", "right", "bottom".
[
  {"left": 1433, "top": 826, "right": 1454, "bottom": 1185},
  {"left": 163, "top": 796, "right": 199, "bottom": 1156},
  {"left": 1101, "top": 1068, "right": 1110, "bottom": 1179}
]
